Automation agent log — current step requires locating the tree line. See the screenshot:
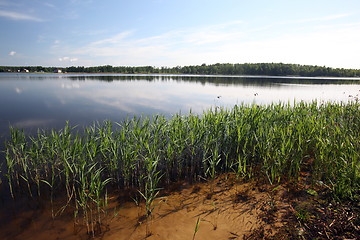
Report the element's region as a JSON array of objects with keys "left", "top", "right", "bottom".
[{"left": 1, "top": 63, "right": 359, "bottom": 77}]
